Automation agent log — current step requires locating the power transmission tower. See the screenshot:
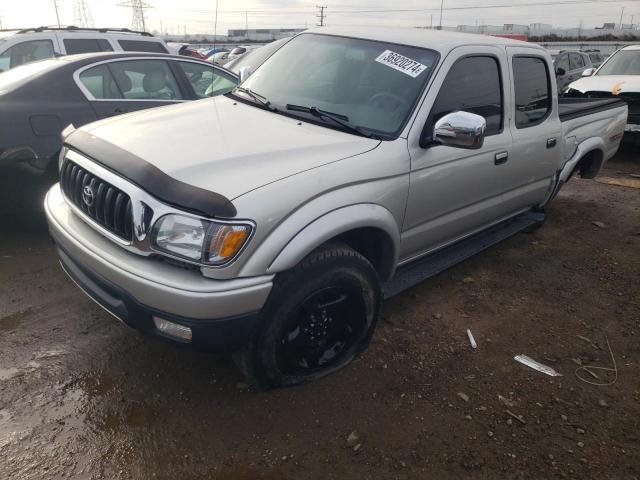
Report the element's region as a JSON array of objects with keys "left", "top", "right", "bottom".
[
  {"left": 53, "top": 0, "right": 62, "bottom": 27},
  {"left": 316, "top": 5, "right": 327, "bottom": 27},
  {"left": 118, "top": 0, "right": 153, "bottom": 32},
  {"left": 74, "top": 0, "right": 94, "bottom": 28}
]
